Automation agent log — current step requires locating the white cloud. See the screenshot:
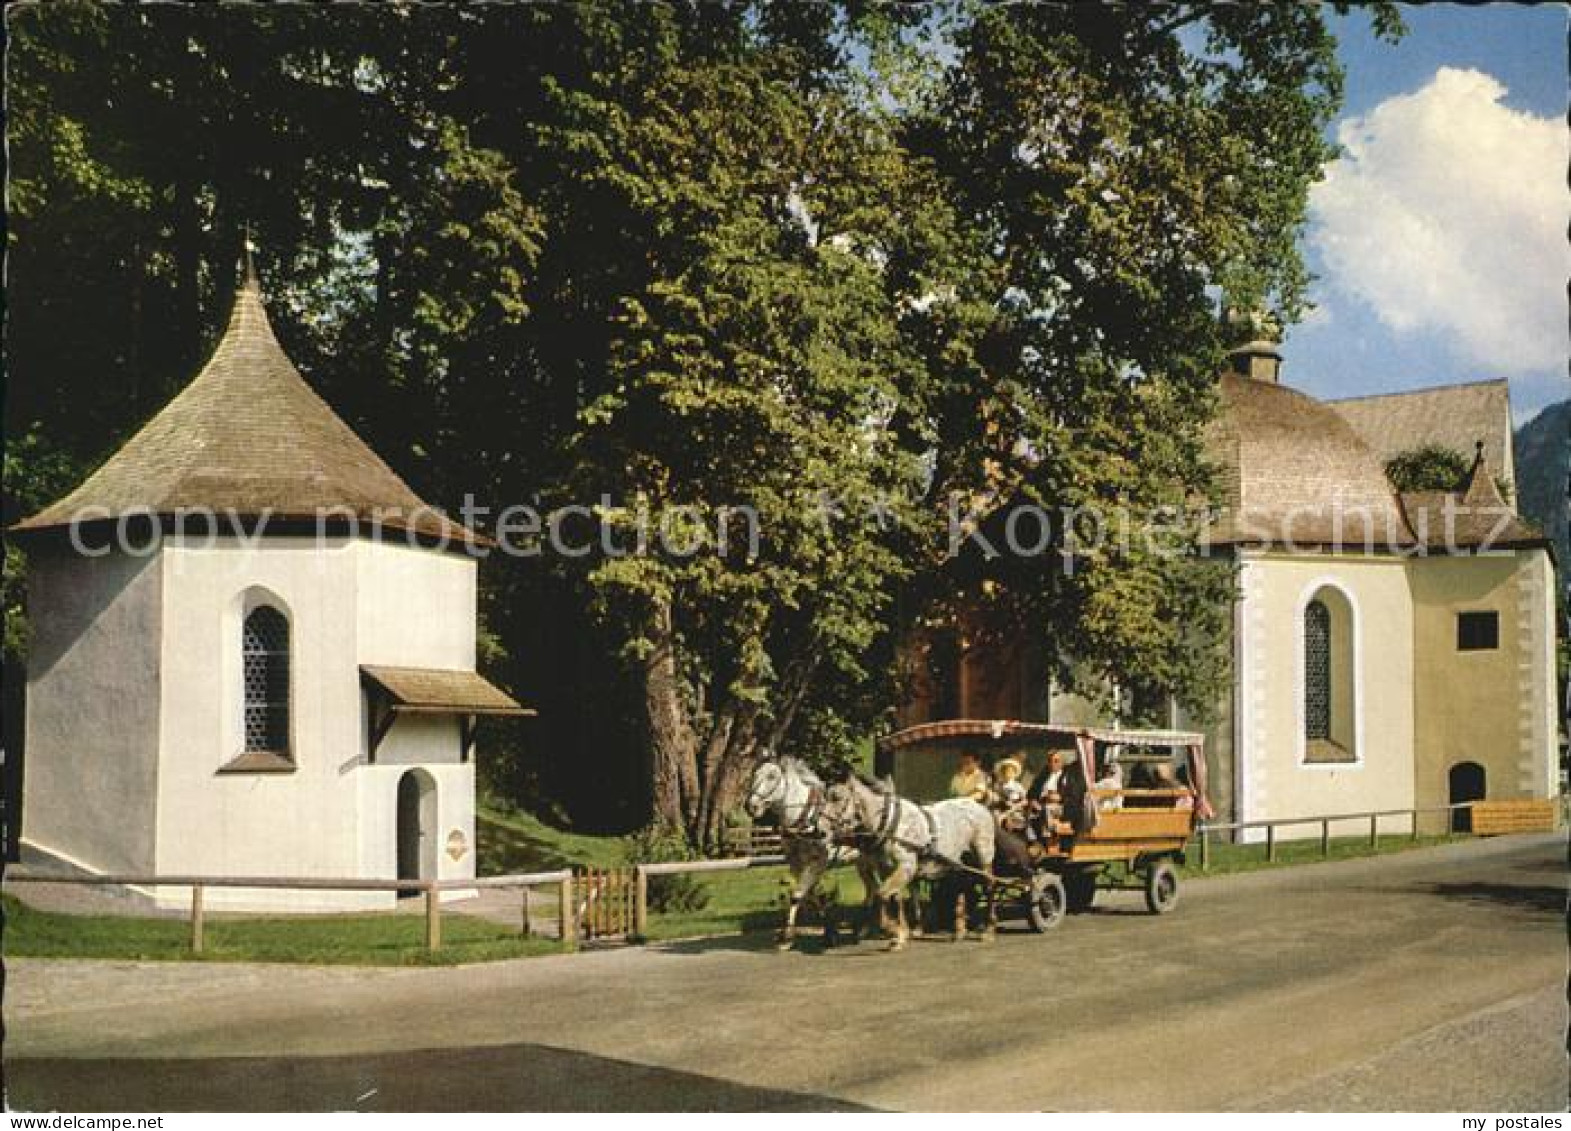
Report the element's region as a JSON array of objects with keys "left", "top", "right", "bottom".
[{"left": 1310, "top": 67, "right": 1569, "bottom": 374}]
